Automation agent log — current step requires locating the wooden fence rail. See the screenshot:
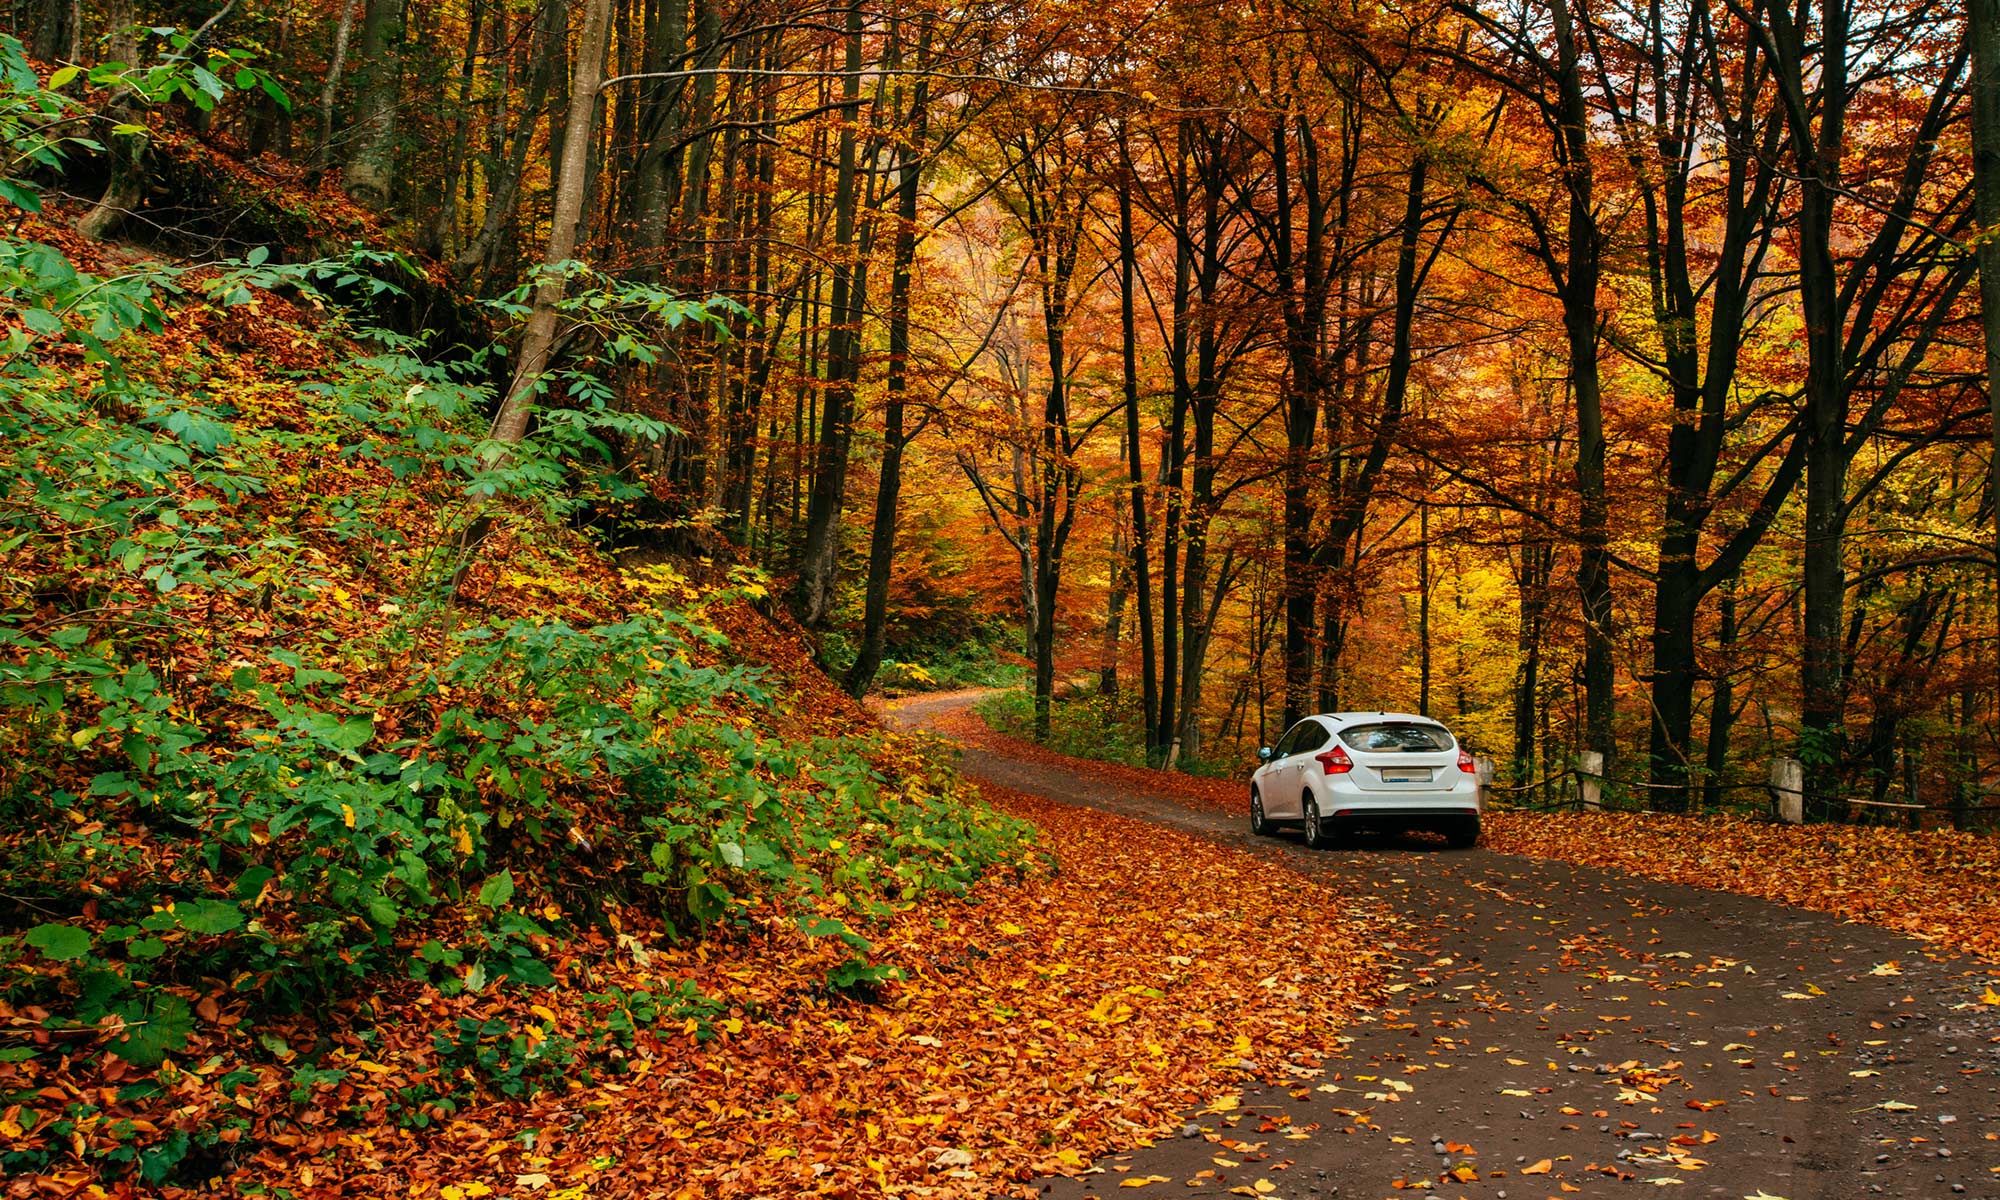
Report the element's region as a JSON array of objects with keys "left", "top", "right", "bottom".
[{"left": 1473, "top": 754, "right": 2000, "bottom": 826}]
